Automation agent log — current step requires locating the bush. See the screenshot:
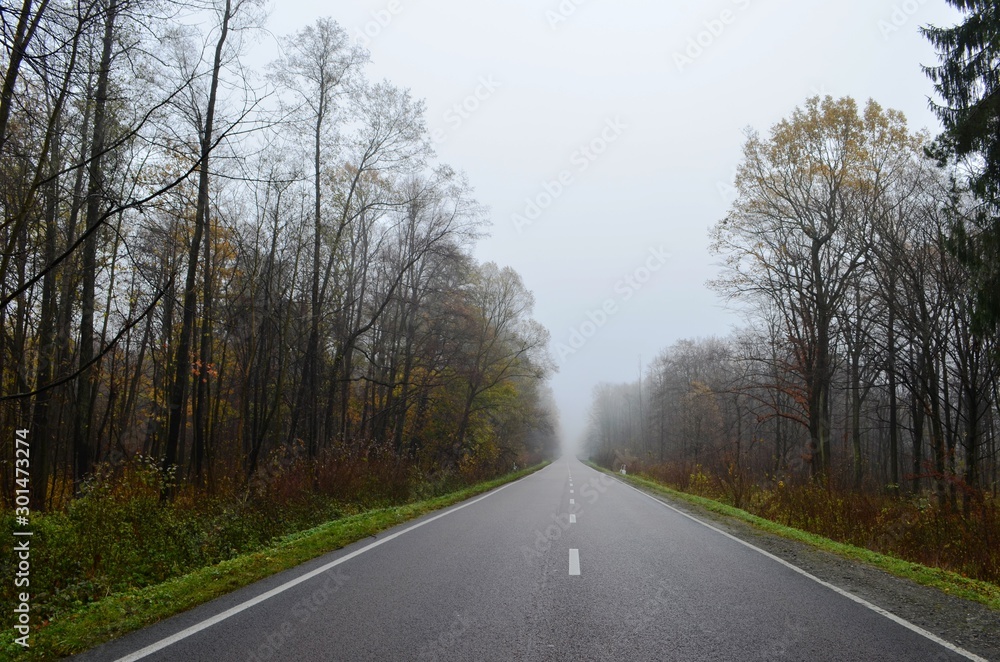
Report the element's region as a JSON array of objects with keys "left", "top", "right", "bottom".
[
  {"left": 627, "top": 460, "right": 1000, "bottom": 585},
  {"left": 0, "top": 448, "right": 514, "bottom": 625}
]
